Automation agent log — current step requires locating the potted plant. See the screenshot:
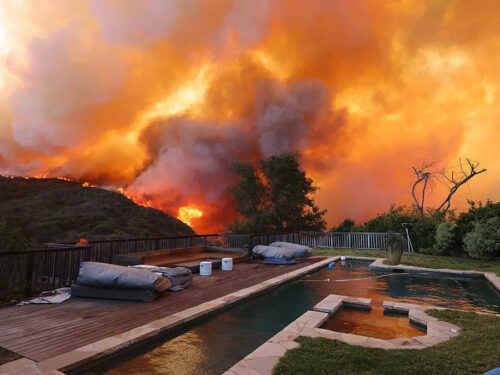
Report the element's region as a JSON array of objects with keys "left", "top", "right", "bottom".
[{"left": 387, "top": 232, "right": 406, "bottom": 265}]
